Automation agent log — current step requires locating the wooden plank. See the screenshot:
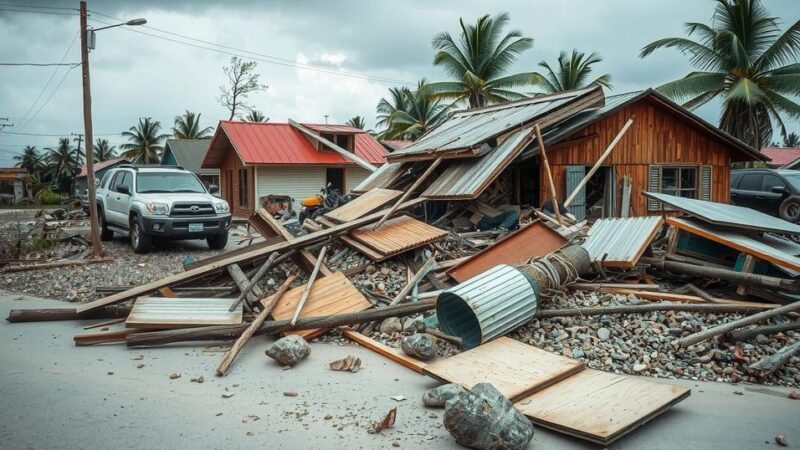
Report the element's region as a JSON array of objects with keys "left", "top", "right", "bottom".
[
  {"left": 341, "top": 328, "right": 433, "bottom": 373},
  {"left": 74, "top": 330, "right": 135, "bottom": 346},
  {"left": 226, "top": 263, "right": 264, "bottom": 307},
  {"left": 372, "top": 156, "right": 442, "bottom": 230},
  {"left": 1, "top": 258, "right": 113, "bottom": 273},
  {"left": 324, "top": 188, "right": 403, "bottom": 223},
  {"left": 534, "top": 123, "right": 563, "bottom": 225},
  {"left": 255, "top": 208, "right": 332, "bottom": 276},
  {"left": 449, "top": 221, "right": 567, "bottom": 283},
  {"left": 317, "top": 216, "right": 388, "bottom": 261},
  {"left": 515, "top": 369, "right": 690, "bottom": 445},
  {"left": 75, "top": 197, "right": 425, "bottom": 313},
  {"left": 605, "top": 289, "right": 780, "bottom": 309},
  {"left": 422, "top": 337, "right": 584, "bottom": 402},
  {"left": 290, "top": 246, "right": 327, "bottom": 325},
  {"left": 158, "top": 287, "right": 178, "bottom": 298},
  {"left": 268, "top": 272, "right": 371, "bottom": 340},
  {"left": 736, "top": 254, "right": 755, "bottom": 296},
  {"left": 351, "top": 215, "right": 448, "bottom": 257},
  {"left": 83, "top": 317, "right": 126, "bottom": 330},
  {"left": 125, "top": 297, "right": 243, "bottom": 329}
]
